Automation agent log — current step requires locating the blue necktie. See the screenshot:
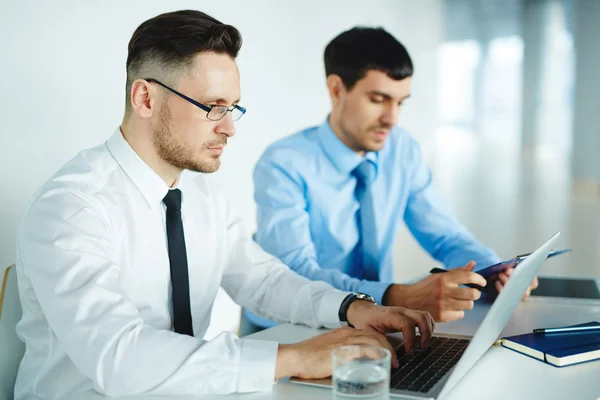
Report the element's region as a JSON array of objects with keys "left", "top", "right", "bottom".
[{"left": 352, "top": 161, "right": 379, "bottom": 281}]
